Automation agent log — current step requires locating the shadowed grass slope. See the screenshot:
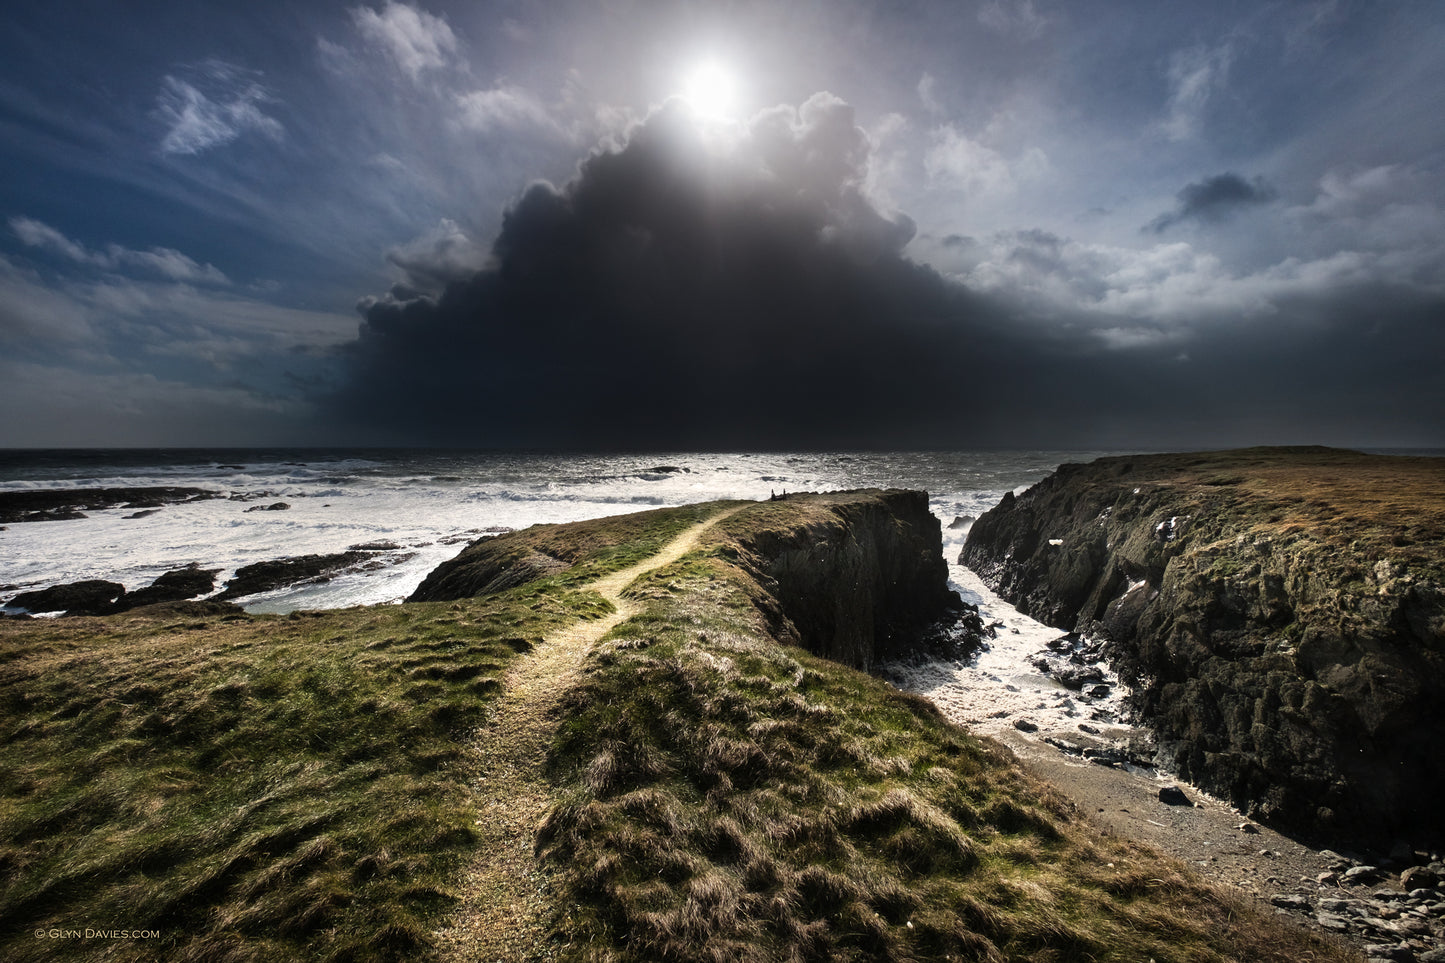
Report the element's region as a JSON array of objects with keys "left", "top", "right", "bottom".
[
  {"left": 537, "top": 498, "right": 1359, "bottom": 963},
  {"left": 0, "top": 503, "right": 721, "bottom": 963}
]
